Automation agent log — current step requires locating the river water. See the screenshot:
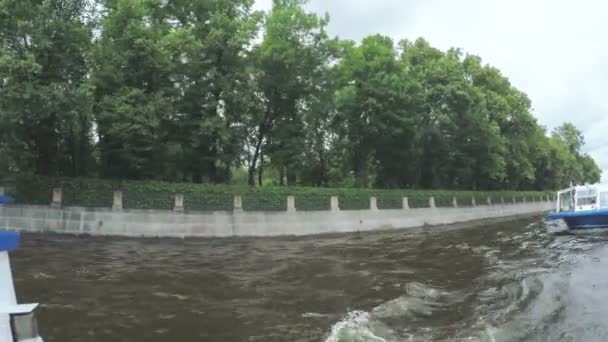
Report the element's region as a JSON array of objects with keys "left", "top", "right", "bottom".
[{"left": 9, "top": 216, "right": 608, "bottom": 341}]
